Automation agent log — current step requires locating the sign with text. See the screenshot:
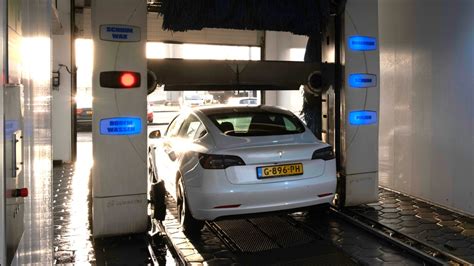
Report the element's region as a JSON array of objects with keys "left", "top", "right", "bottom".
[
  {"left": 100, "top": 24, "right": 141, "bottom": 42},
  {"left": 100, "top": 117, "right": 142, "bottom": 135}
]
